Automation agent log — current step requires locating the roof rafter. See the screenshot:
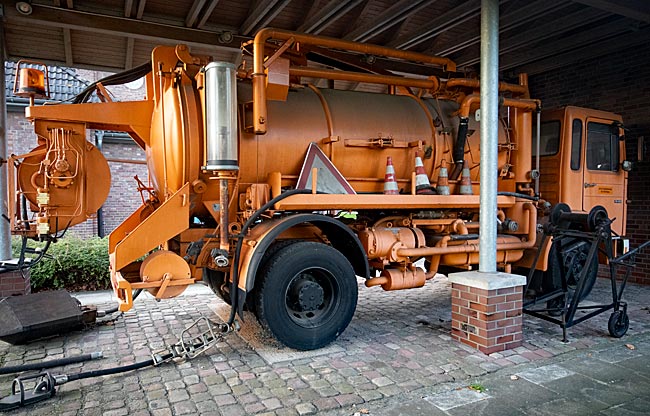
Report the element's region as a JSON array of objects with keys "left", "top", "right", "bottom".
[
  {"left": 239, "top": 0, "right": 292, "bottom": 36},
  {"left": 456, "top": 7, "right": 609, "bottom": 68},
  {"left": 387, "top": 0, "right": 481, "bottom": 50},
  {"left": 197, "top": 1, "right": 221, "bottom": 29},
  {"left": 297, "top": 0, "right": 364, "bottom": 34},
  {"left": 6, "top": 4, "right": 247, "bottom": 52},
  {"left": 186, "top": 0, "right": 208, "bottom": 27},
  {"left": 432, "top": 0, "right": 568, "bottom": 56},
  {"left": 516, "top": 24, "right": 650, "bottom": 75},
  {"left": 501, "top": 17, "right": 635, "bottom": 71},
  {"left": 343, "top": 0, "right": 432, "bottom": 42},
  {"left": 572, "top": 0, "right": 650, "bottom": 23}
]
